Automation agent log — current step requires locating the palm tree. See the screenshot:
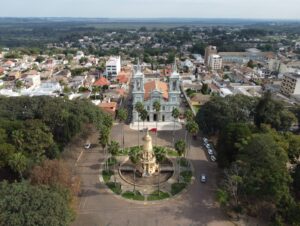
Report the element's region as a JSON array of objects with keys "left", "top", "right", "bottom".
[
  {"left": 153, "top": 100, "right": 161, "bottom": 146},
  {"left": 99, "top": 126, "right": 110, "bottom": 170},
  {"left": 117, "top": 108, "right": 128, "bottom": 151},
  {"left": 186, "top": 121, "right": 199, "bottom": 157},
  {"left": 185, "top": 109, "right": 194, "bottom": 122},
  {"left": 108, "top": 141, "right": 120, "bottom": 185},
  {"left": 140, "top": 109, "right": 148, "bottom": 133},
  {"left": 184, "top": 109, "right": 194, "bottom": 152},
  {"left": 171, "top": 108, "right": 180, "bottom": 147},
  {"left": 135, "top": 102, "right": 144, "bottom": 148}
]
